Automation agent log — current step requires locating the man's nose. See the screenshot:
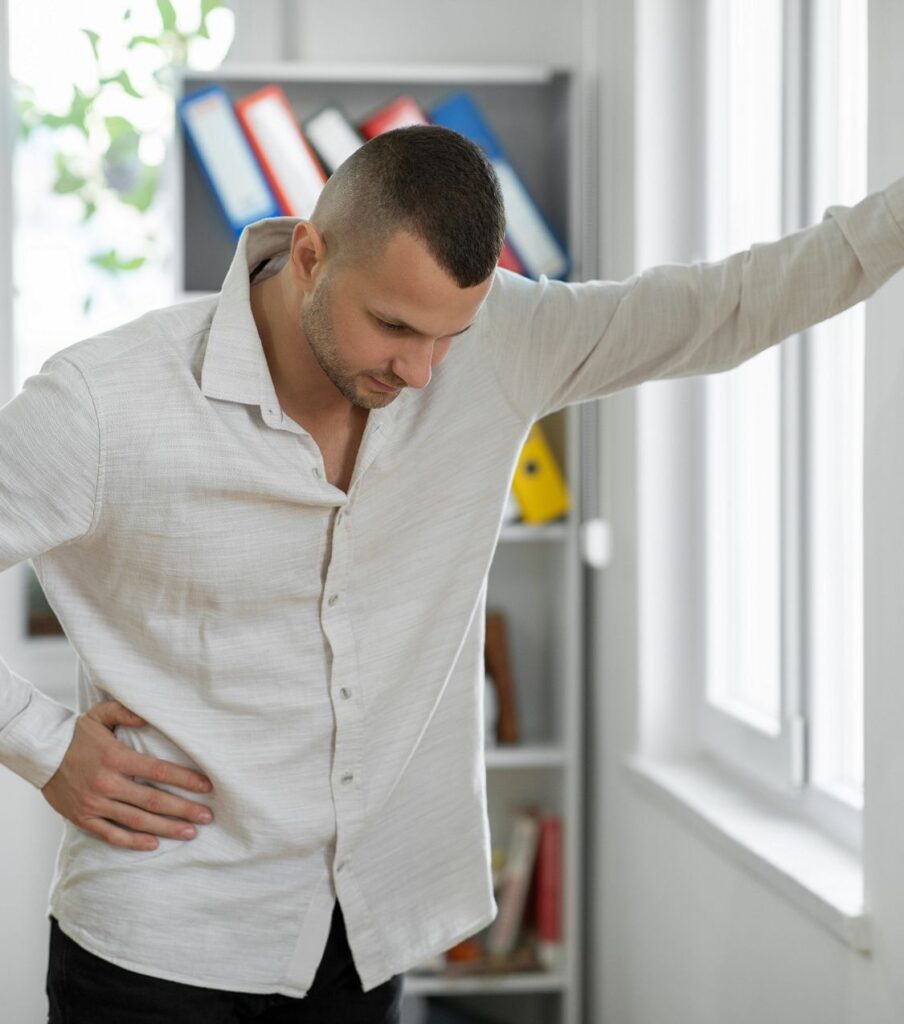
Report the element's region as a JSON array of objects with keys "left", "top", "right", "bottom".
[{"left": 391, "top": 341, "right": 435, "bottom": 390}]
